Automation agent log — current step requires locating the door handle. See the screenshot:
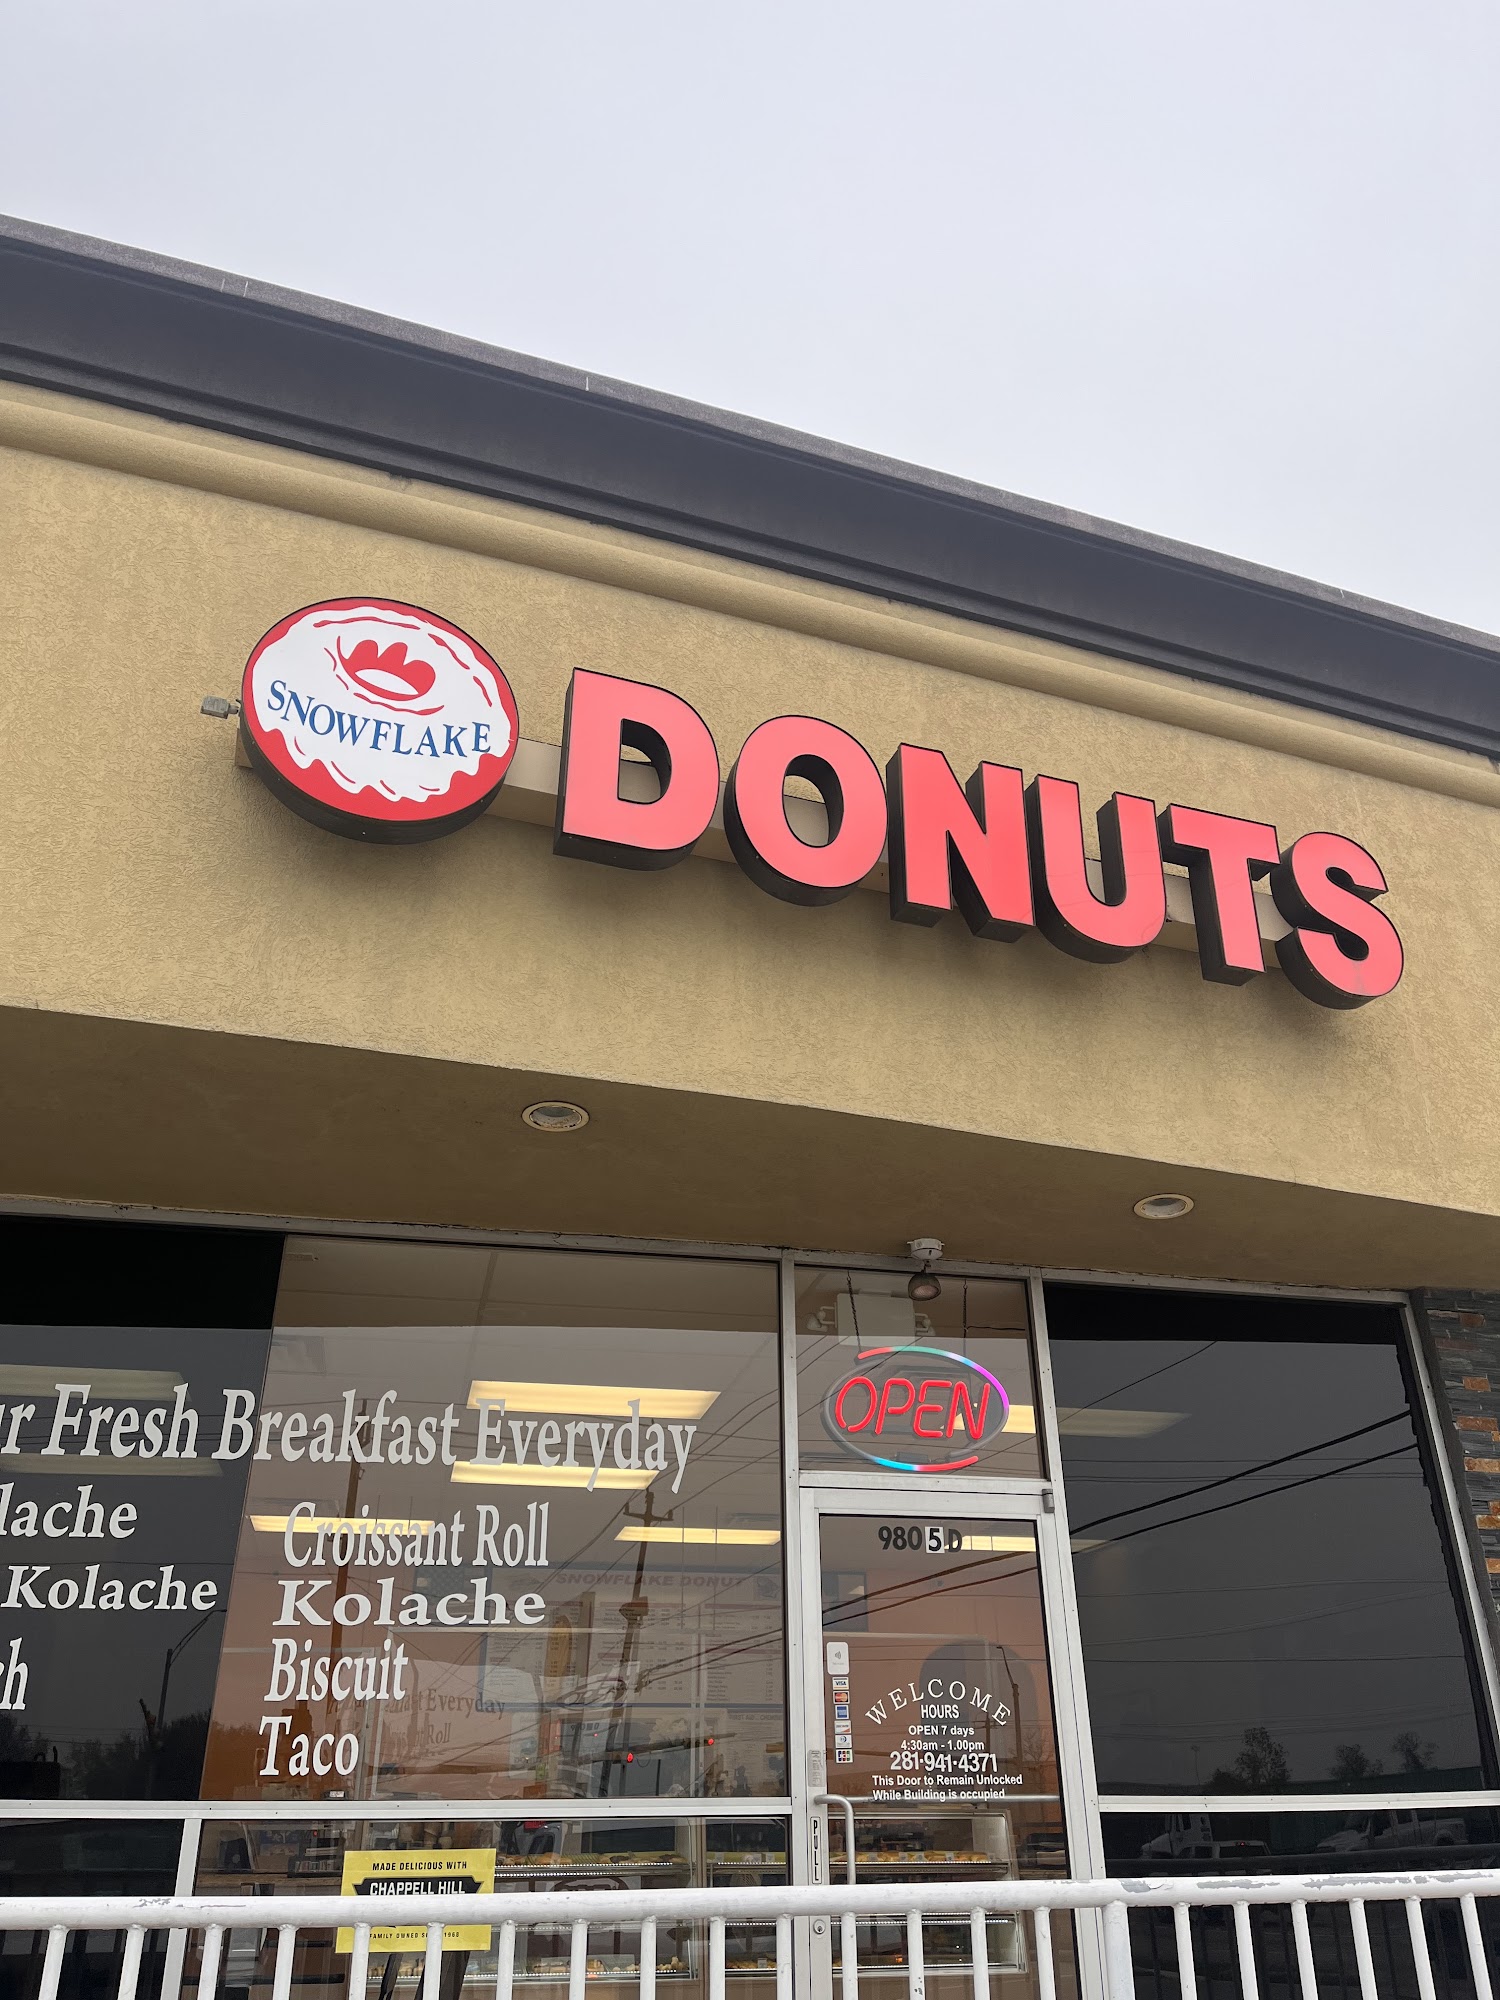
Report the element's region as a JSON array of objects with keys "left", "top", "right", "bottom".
[{"left": 813, "top": 1792, "right": 857, "bottom": 1887}]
